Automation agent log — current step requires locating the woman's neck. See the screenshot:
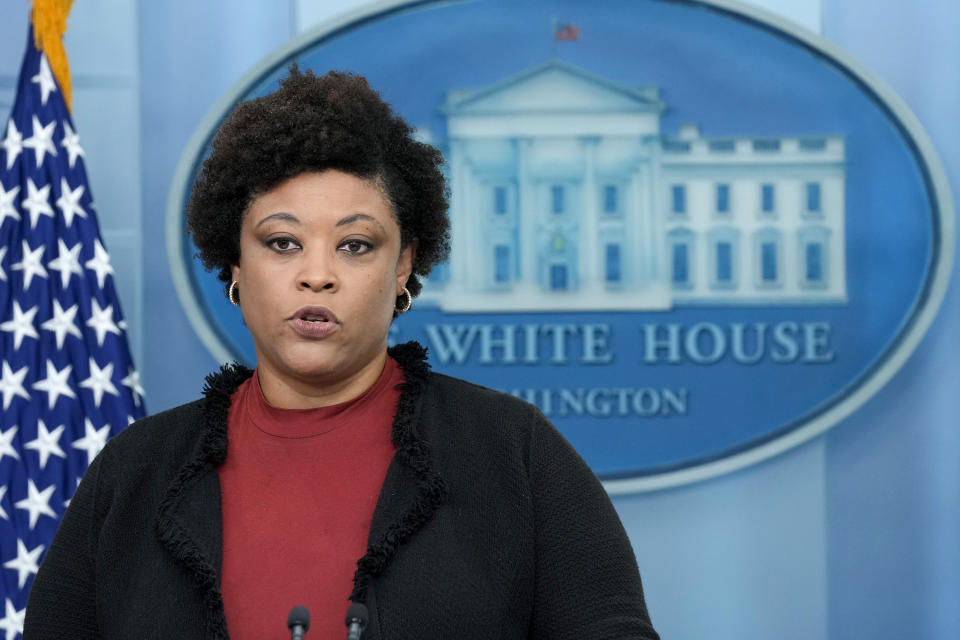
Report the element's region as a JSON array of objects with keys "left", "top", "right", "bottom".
[{"left": 255, "top": 351, "right": 388, "bottom": 409}]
